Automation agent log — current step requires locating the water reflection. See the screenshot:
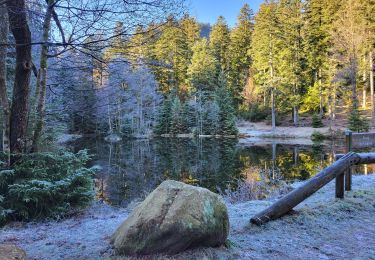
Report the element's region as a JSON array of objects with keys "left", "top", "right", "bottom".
[{"left": 70, "top": 138, "right": 375, "bottom": 206}]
